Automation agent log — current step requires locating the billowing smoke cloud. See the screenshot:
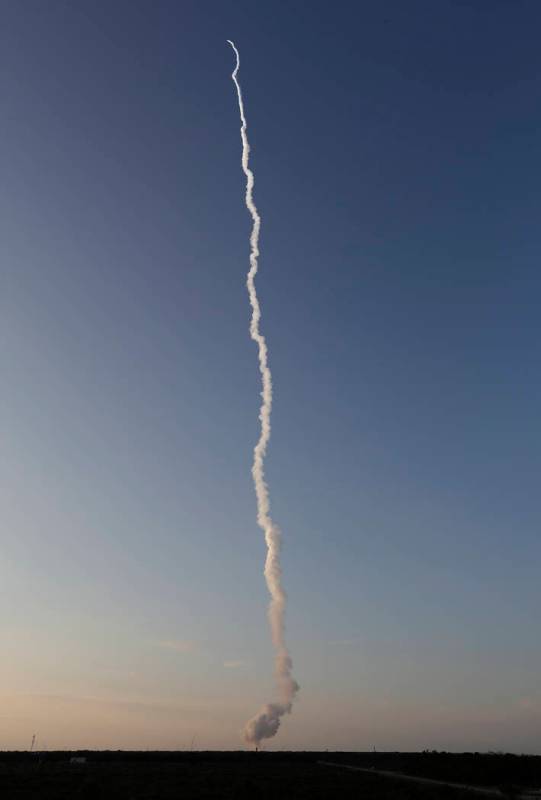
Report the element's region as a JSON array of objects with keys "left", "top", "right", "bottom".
[{"left": 227, "top": 40, "right": 299, "bottom": 747}]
